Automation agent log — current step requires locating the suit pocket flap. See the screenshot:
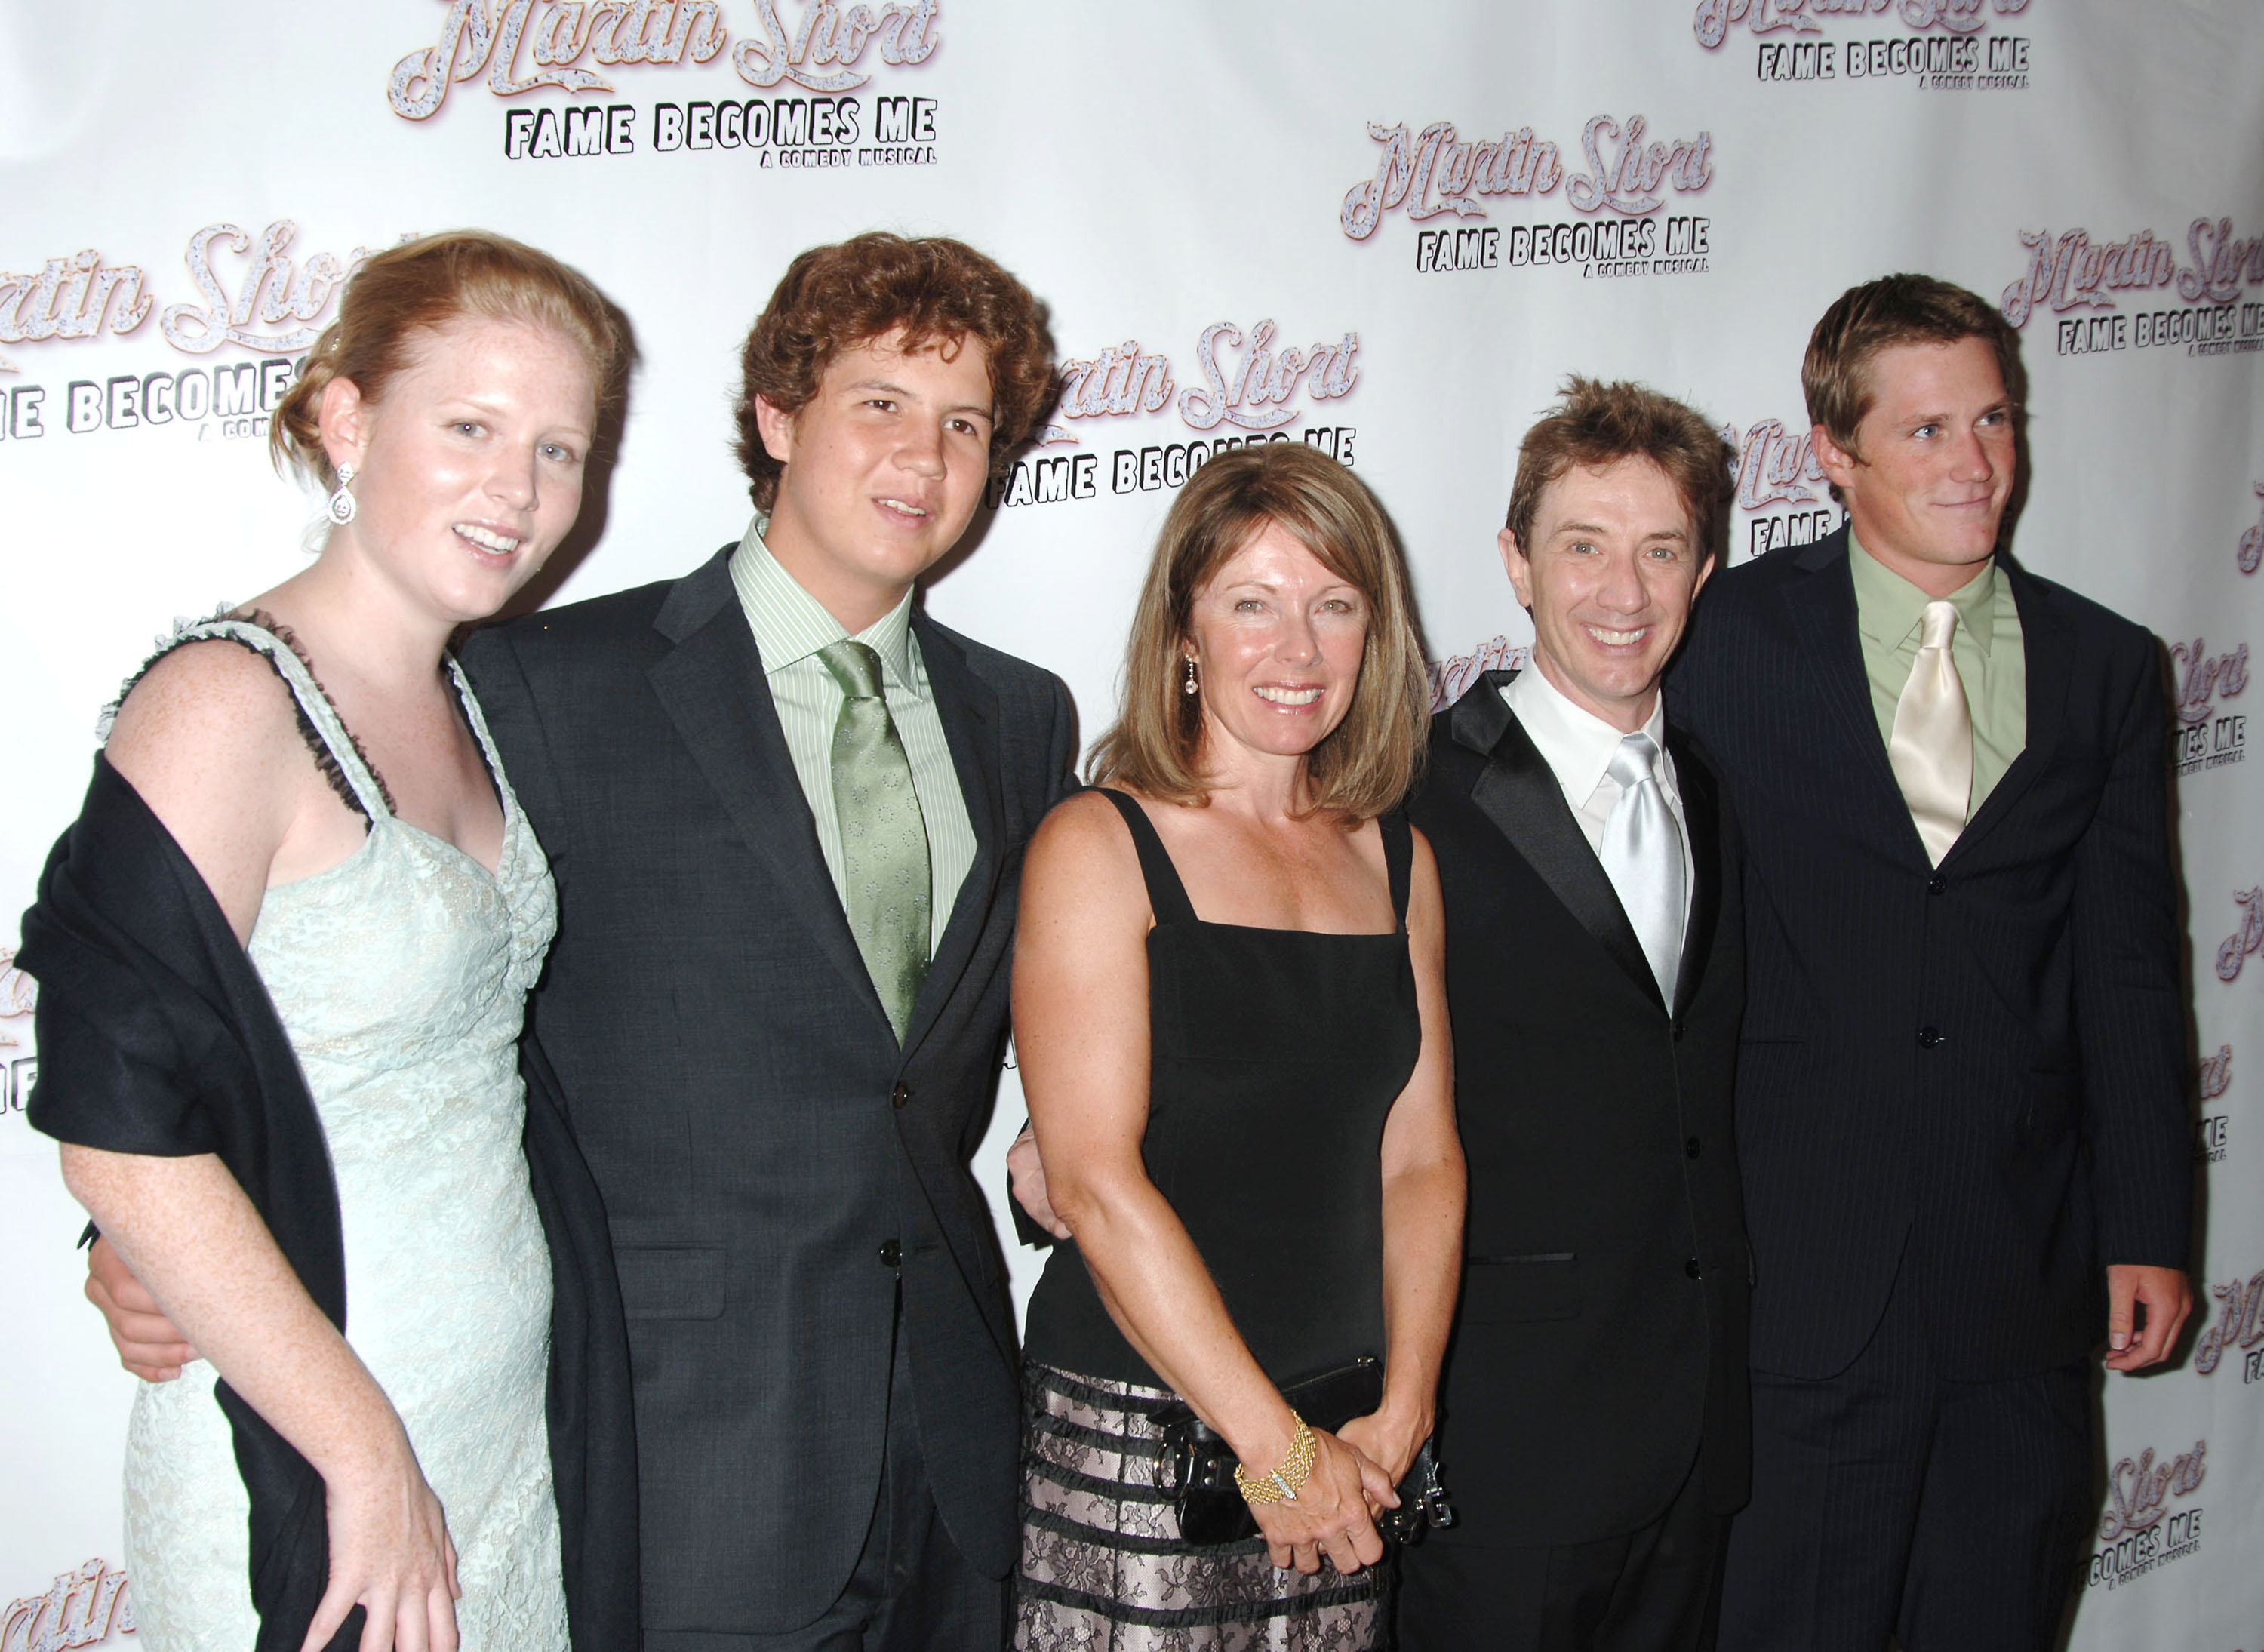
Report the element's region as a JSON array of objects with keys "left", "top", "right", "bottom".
[
  {"left": 617, "top": 1245, "right": 724, "bottom": 1321},
  {"left": 1461, "top": 1252, "right": 1580, "bottom": 1324}
]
